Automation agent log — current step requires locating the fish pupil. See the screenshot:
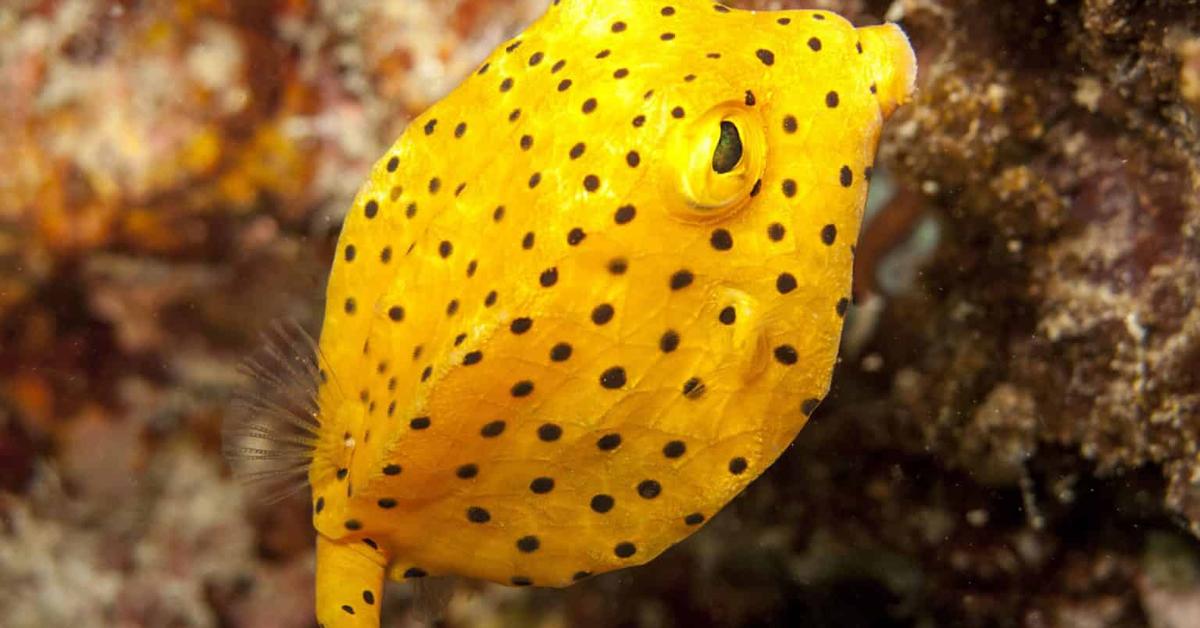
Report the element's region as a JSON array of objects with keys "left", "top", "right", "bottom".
[{"left": 712, "top": 120, "right": 743, "bottom": 174}]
